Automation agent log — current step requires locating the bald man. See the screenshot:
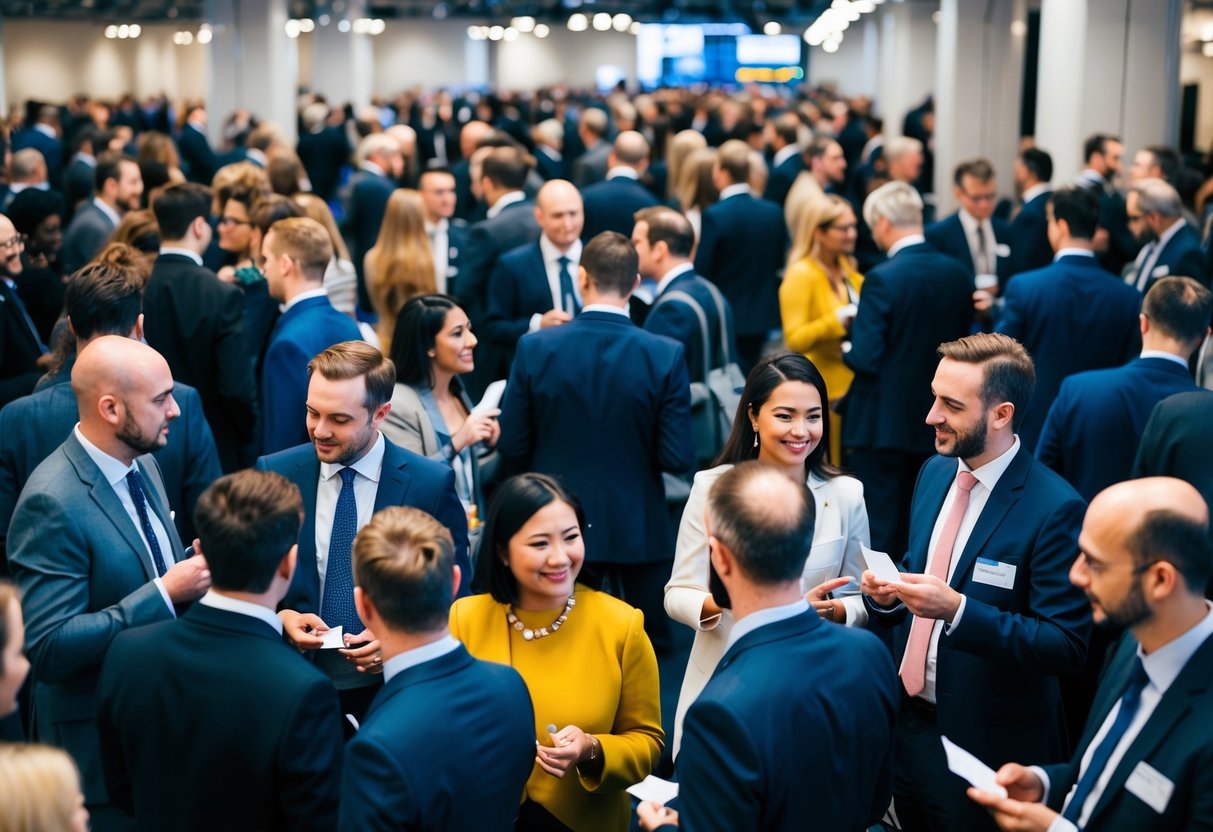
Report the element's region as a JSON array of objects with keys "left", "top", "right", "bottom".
[
  {"left": 970, "top": 478, "right": 1213, "bottom": 832},
  {"left": 9, "top": 336, "right": 211, "bottom": 826},
  {"left": 580, "top": 131, "right": 660, "bottom": 241}
]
